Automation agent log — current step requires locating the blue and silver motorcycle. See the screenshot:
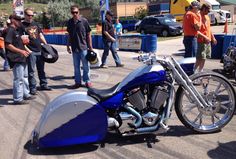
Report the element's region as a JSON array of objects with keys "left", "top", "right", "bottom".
[{"left": 31, "top": 53, "right": 236, "bottom": 148}]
